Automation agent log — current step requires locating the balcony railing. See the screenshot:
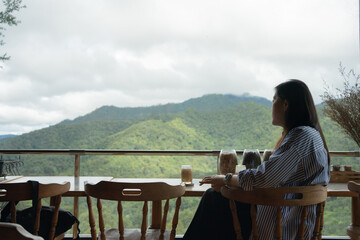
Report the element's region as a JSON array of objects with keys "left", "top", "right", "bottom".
[{"left": 0, "top": 149, "right": 359, "bottom": 178}]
